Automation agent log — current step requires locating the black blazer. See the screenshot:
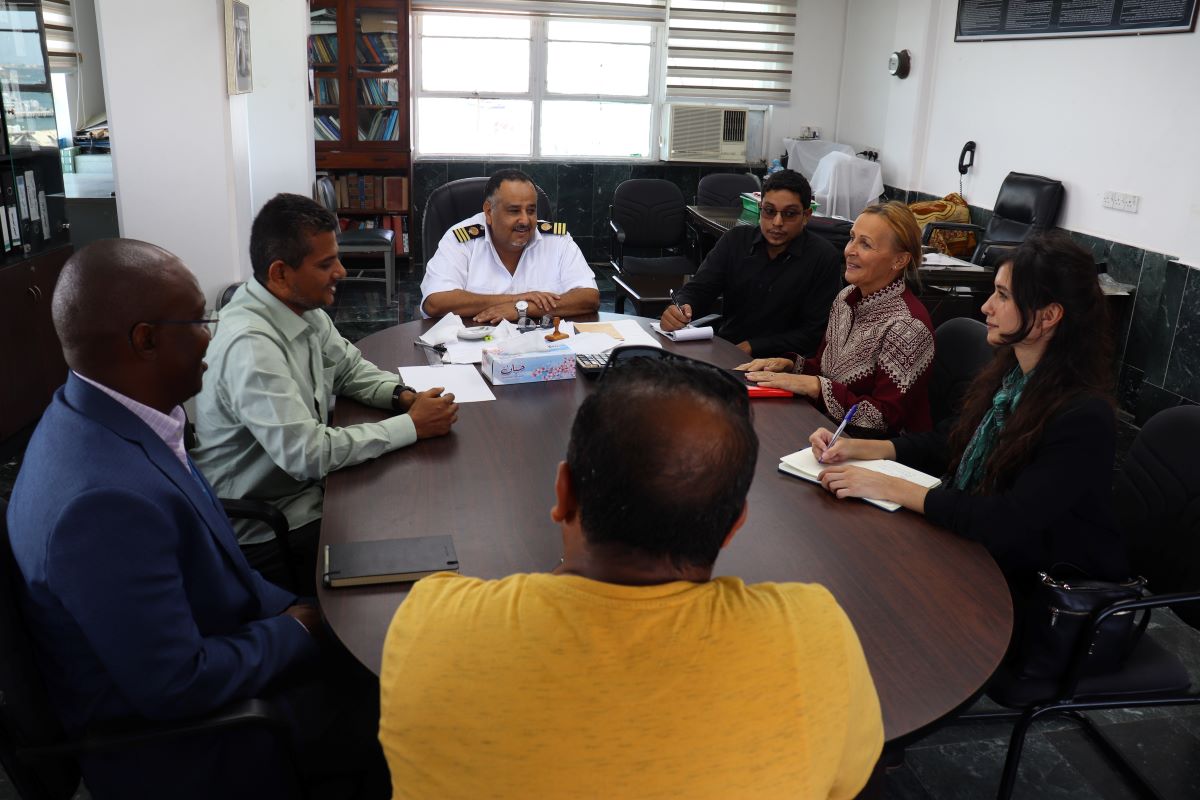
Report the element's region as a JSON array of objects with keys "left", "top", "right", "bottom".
[{"left": 892, "top": 393, "right": 1129, "bottom": 585}]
